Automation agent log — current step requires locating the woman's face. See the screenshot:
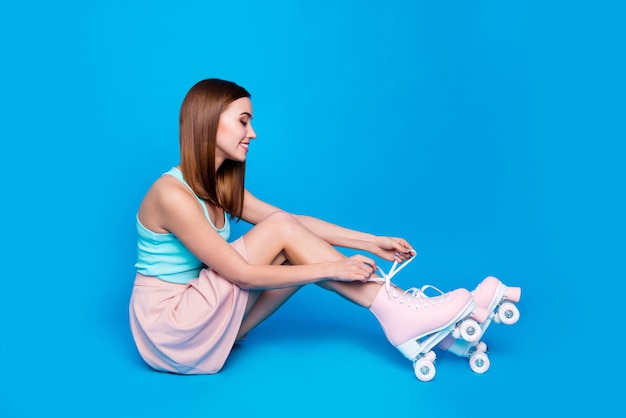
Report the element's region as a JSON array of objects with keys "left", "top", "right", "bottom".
[{"left": 215, "top": 97, "right": 256, "bottom": 167}]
